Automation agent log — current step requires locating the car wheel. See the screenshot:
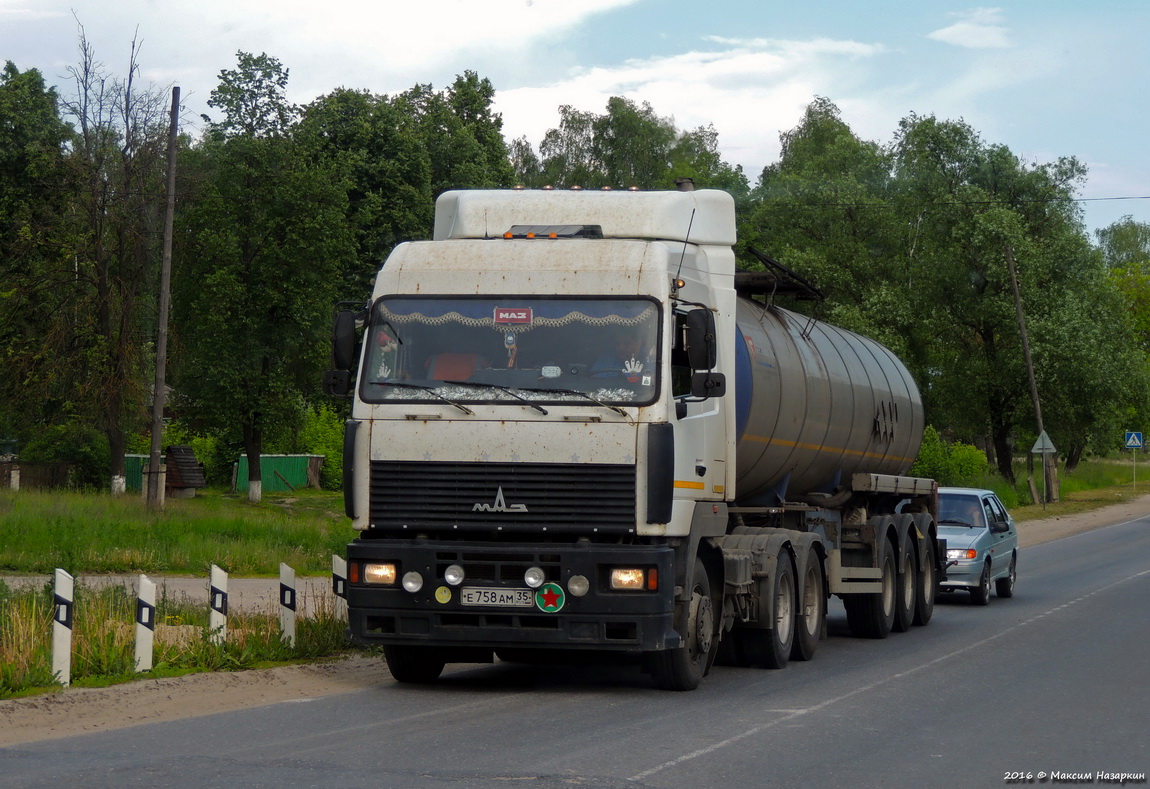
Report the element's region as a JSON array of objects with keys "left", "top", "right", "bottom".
[
  {"left": 970, "top": 562, "right": 991, "bottom": 606},
  {"left": 995, "top": 554, "right": 1017, "bottom": 598}
]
